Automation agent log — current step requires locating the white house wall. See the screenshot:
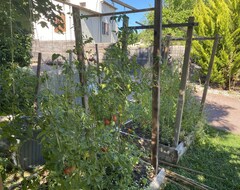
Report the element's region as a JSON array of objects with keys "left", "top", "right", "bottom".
[{"left": 34, "top": 1, "right": 117, "bottom": 43}]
